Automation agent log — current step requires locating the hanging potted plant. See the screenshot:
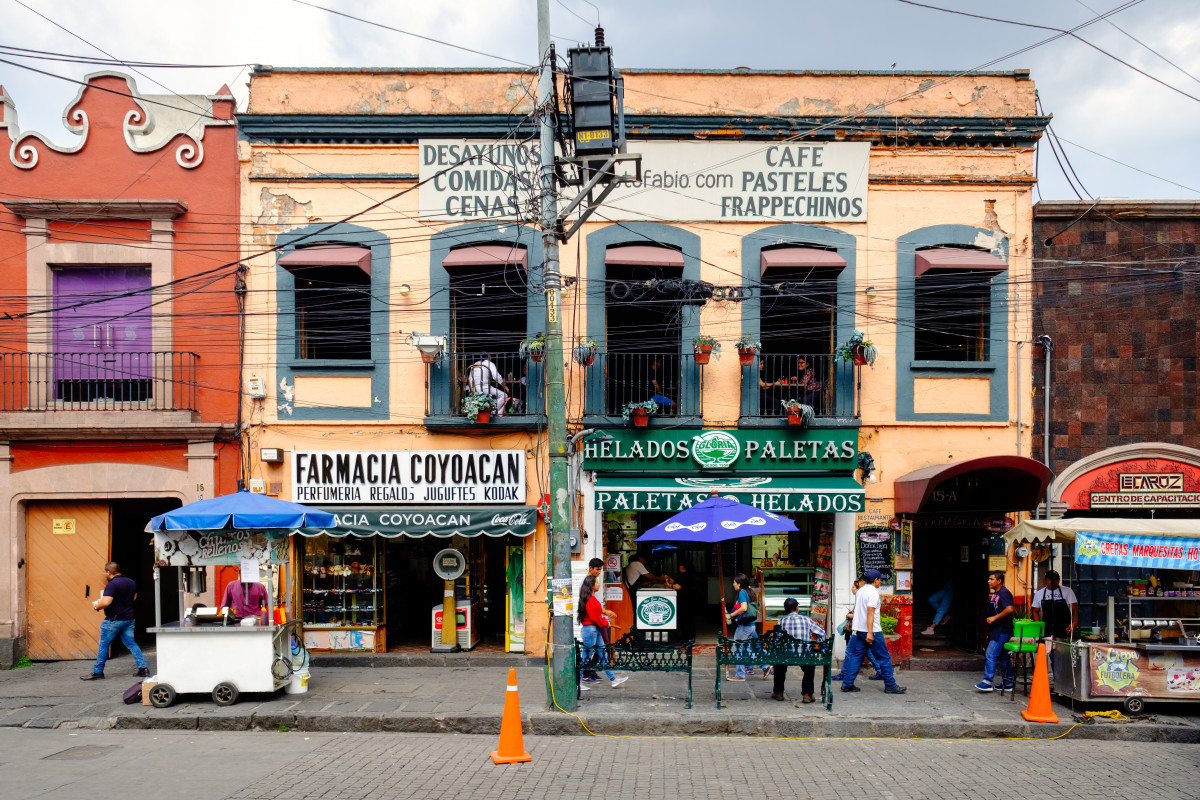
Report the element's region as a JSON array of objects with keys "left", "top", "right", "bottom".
[
  {"left": 621, "top": 399, "right": 659, "bottom": 428},
  {"left": 572, "top": 339, "right": 599, "bottom": 366},
  {"left": 837, "top": 330, "right": 877, "bottom": 367},
  {"left": 519, "top": 332, "right": 547, "bottom": 363},
  {"left": 735, "top": 333, "right": 761, "bottom": 367},
  {"left": 692, "top": 334, "right": 721, "bottom": 365},
  {"left": 463, "top": 391, "right": 496, "bottom": 424},
  {"left": 781, "top": 398, "right": 814, "bottom": 427}
]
